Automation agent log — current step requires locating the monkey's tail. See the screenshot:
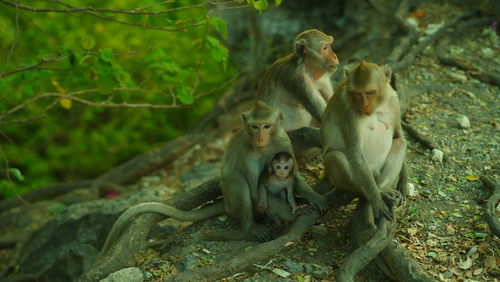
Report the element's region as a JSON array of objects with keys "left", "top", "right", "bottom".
[{"left": 100, "top": 201, "right": 225, "bottom": 255}]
